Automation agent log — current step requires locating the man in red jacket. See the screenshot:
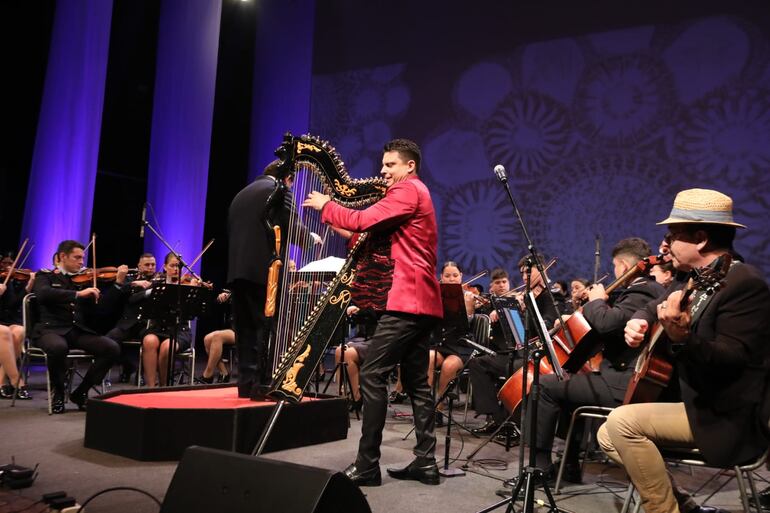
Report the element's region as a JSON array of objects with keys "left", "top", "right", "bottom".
[{"left": 304, "top": 139, "right": 443, "bottom": 487}]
